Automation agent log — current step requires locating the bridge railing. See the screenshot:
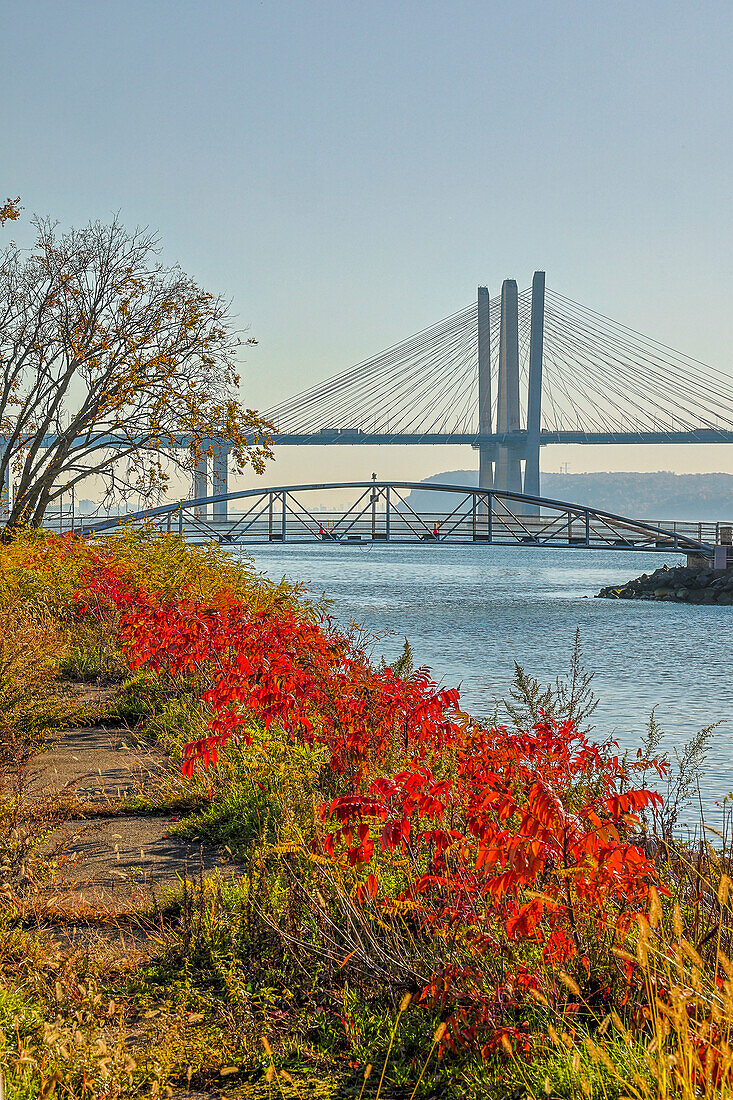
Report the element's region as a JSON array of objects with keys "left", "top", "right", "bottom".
[
  {"left": 141, "top": 514, "right": 718, "bottom": 549},
  {"left": 56, "top": 512, "right": 729, "bottom": 546}
]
